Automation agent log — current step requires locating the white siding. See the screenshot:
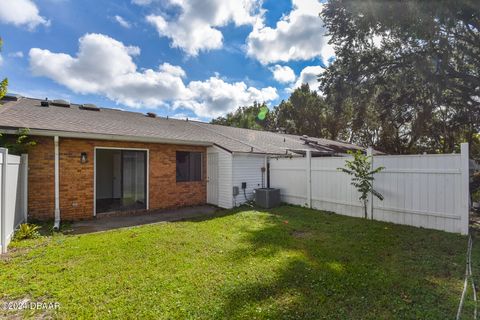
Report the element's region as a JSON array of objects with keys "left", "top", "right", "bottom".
[
  {"left": 207, "top": 146, "right": 233, "bottom": 209},
  {"left": 232, "top": 154, "right": 266, "bottom": 206}
]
